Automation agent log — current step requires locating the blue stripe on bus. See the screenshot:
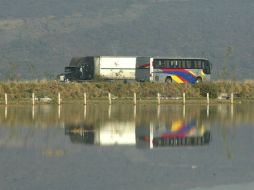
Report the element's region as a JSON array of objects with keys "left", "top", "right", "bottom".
[
  {"left": 176, "top": 120, "right": 196, "bottom": 135},
  {"left": 161, "top": 120, "right": 197, "bottom": 136},
  {"left": 161, "top": 70, "right": 197, "bottom": 84}
]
